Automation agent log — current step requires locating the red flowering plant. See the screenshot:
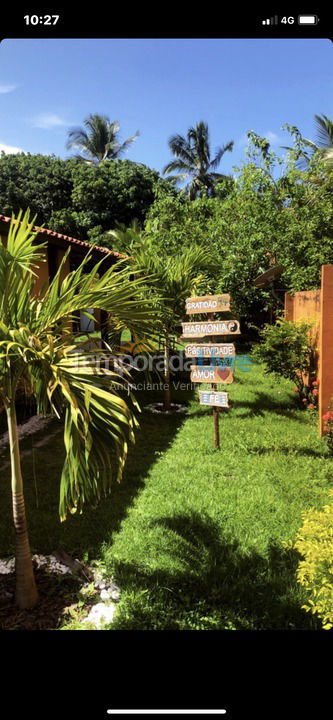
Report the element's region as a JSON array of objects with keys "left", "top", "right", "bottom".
[
  {"left": 322, "top": 403, "right": 333, "bottom": 454},
  {"left": 297, "top": 378, "right": 319, "bottom": 411}
]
